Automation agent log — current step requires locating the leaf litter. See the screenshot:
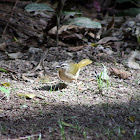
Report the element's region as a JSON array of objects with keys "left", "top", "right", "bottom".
[{"left": 0, "top": 2, "right": 140, "bottom": 140}]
